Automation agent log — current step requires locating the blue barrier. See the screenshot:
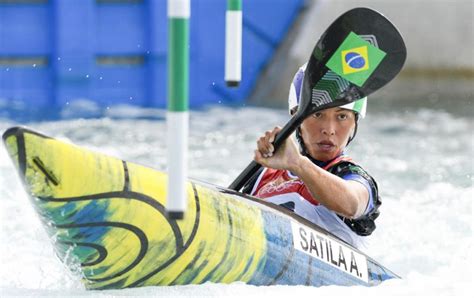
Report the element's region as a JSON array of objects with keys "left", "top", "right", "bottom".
[{"left": 0, "top": 0, "right": 304, "bottom": 118}]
